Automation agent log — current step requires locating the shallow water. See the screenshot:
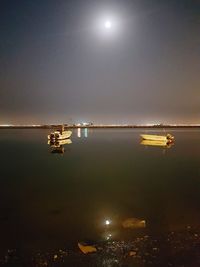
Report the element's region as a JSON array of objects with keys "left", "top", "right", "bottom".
[{"left": 0, "top": 128, "right": 200, "bottom": 254}]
